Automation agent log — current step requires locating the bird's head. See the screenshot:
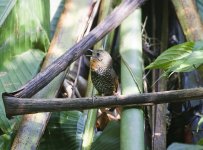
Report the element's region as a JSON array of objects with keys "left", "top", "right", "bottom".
[{"left": 90, "top": 50, "right": 112, "bottom": 71}]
